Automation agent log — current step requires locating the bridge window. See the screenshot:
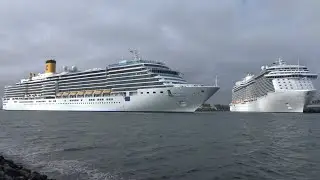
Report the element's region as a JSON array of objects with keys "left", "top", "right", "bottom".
[{"left": 151, "top": 69, "right": 179, "bottom": 75}]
